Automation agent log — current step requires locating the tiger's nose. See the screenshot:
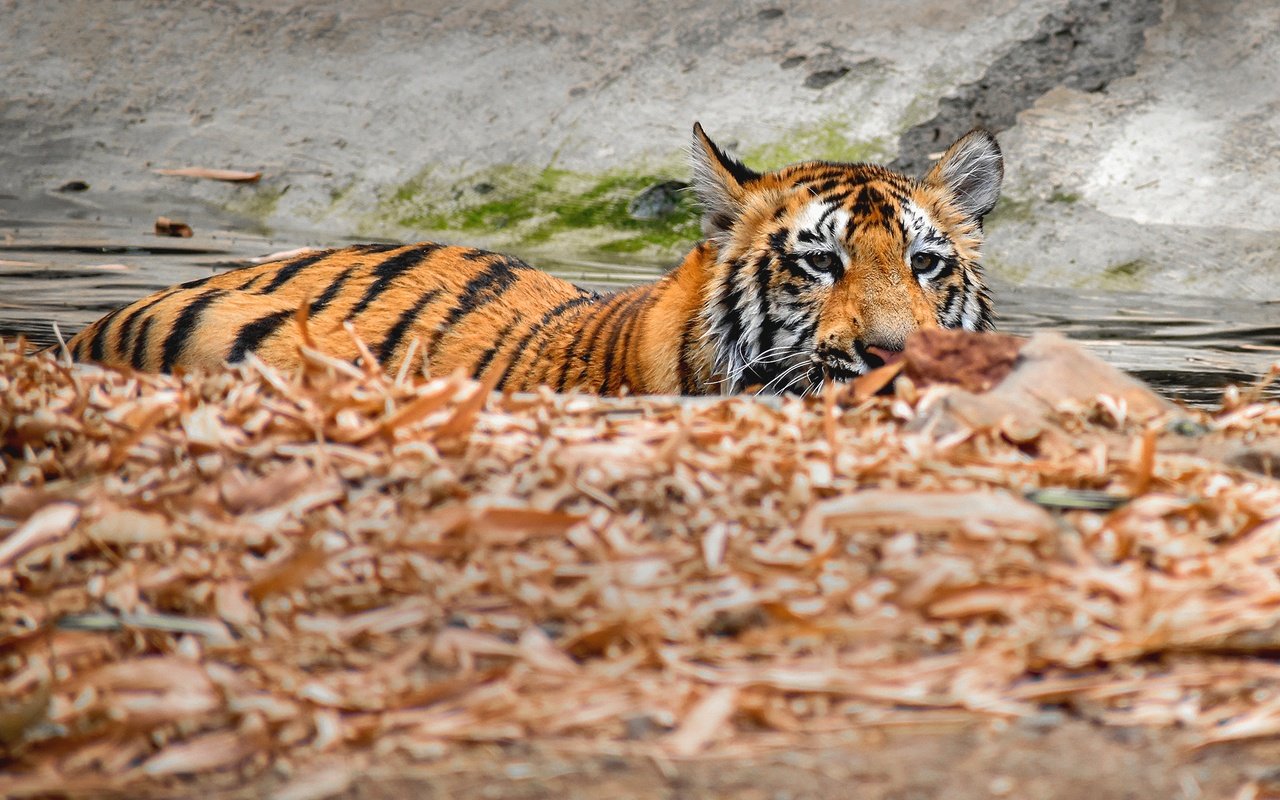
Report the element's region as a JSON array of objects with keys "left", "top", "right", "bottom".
[{"left": 863, "top": 302, "right": 939, "bottom": 352}]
